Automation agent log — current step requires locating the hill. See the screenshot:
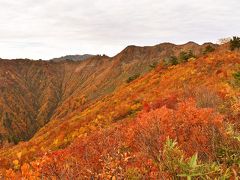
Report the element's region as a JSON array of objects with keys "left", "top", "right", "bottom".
[
  {"left": 0, "top": 42, "right": 214, "bottom": 147},
  {"left": 0, "top": 42, "right": 239, "bottom": 178}
]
